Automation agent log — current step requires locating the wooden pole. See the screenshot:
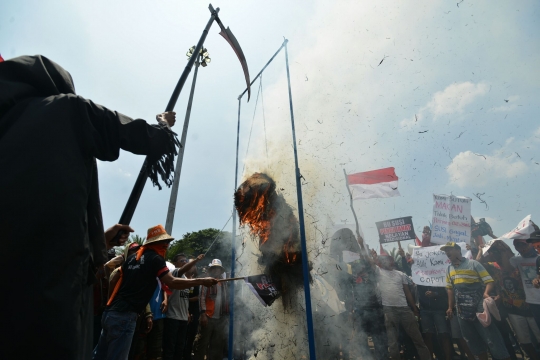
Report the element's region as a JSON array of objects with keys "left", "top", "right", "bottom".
[{"left": 343, "top": 169, "right": 366, "bottom": 251}]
